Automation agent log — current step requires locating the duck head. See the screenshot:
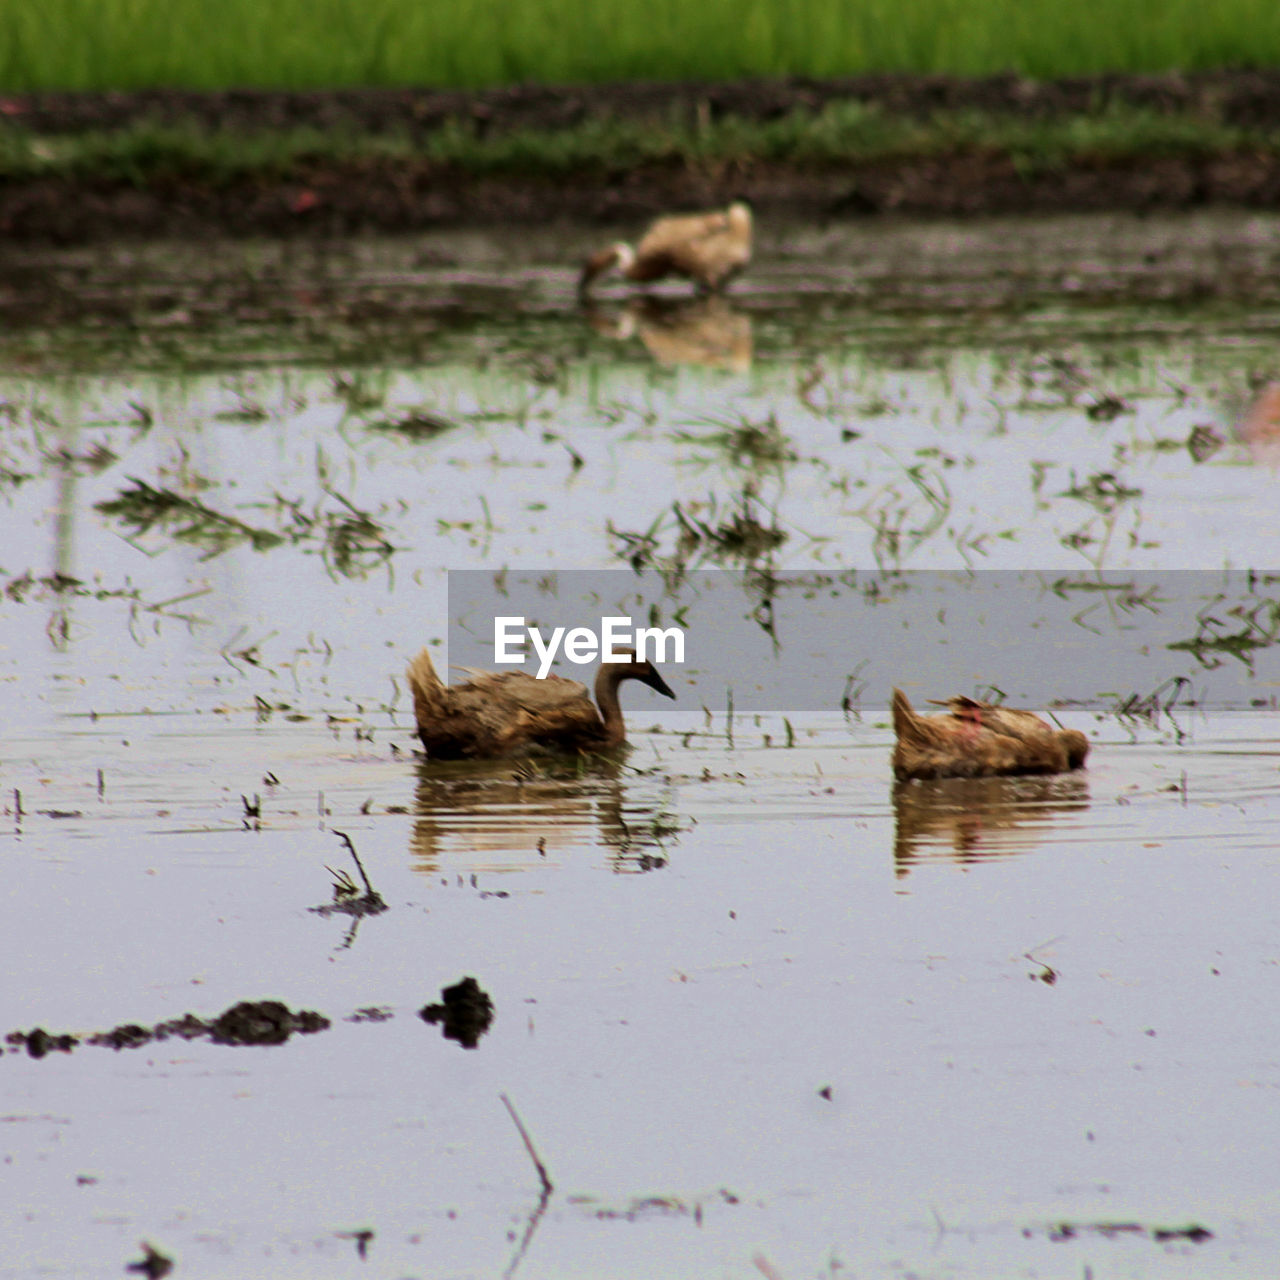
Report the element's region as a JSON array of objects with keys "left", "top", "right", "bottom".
[
  {"left": 578, "top": 242, "right": 636, "bottom": 296},
  {"left": 601, "top": 648, "right": 676, "bottom": 699}
]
